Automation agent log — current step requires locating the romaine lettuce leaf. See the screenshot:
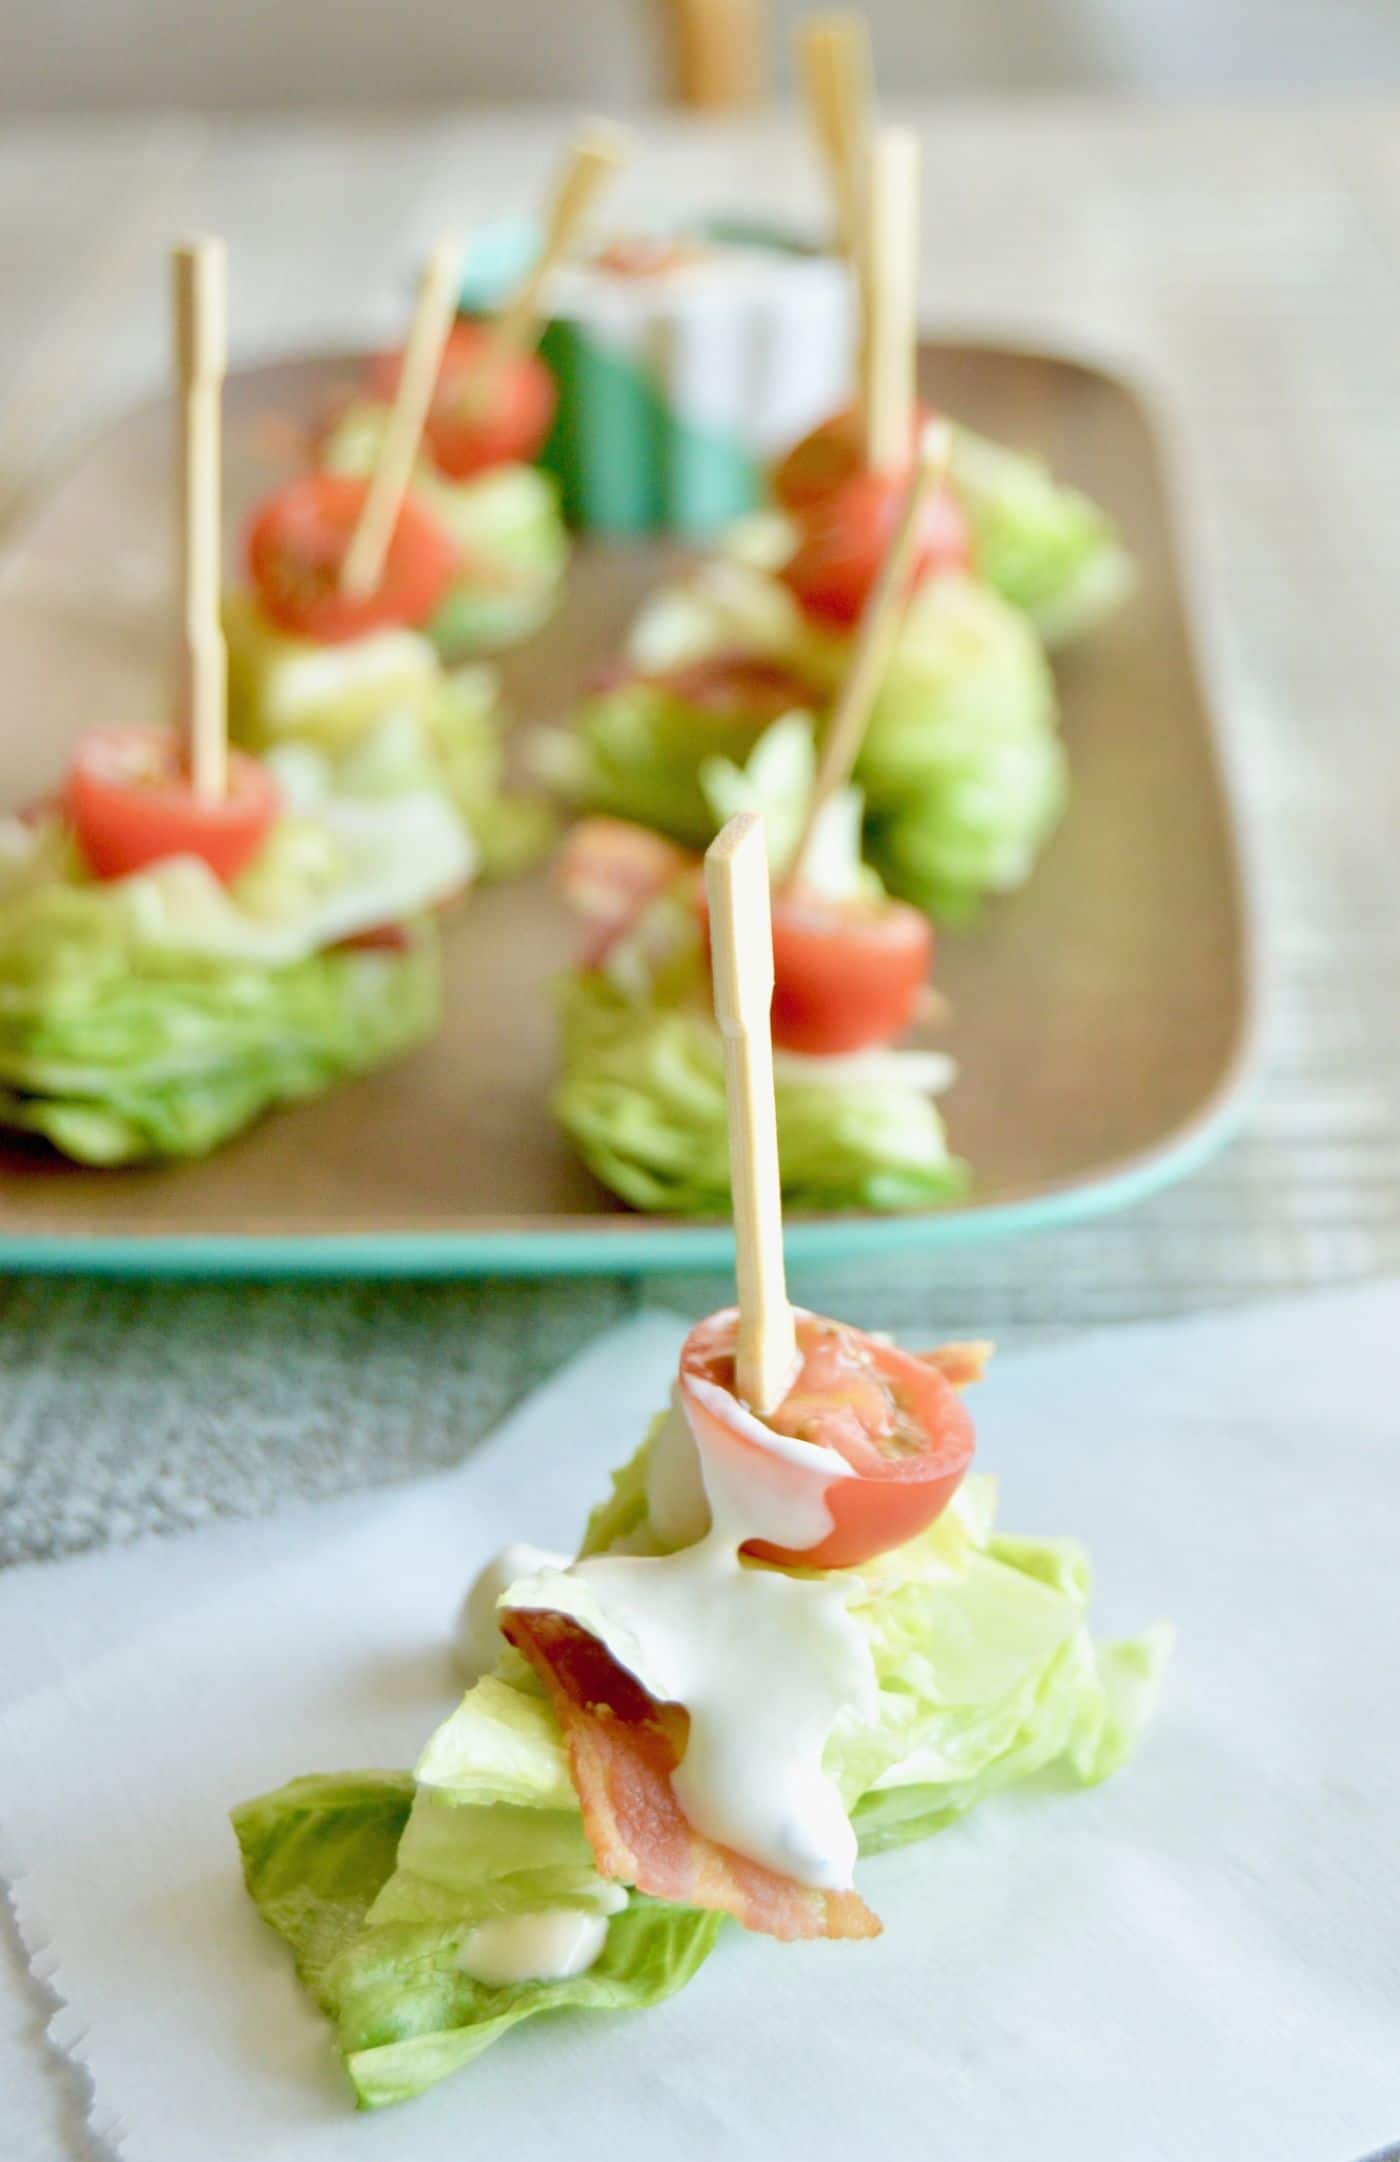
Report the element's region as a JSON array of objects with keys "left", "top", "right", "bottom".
[
  {"left": 234, "top": 1454, "right": 1165, "bottom": 2106},
  {"left": 949, "top": 426, "right": 1135, "bottom": 647},
  {"left": 554, "top": 967, "right": 966, "bottom": 1214}
]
